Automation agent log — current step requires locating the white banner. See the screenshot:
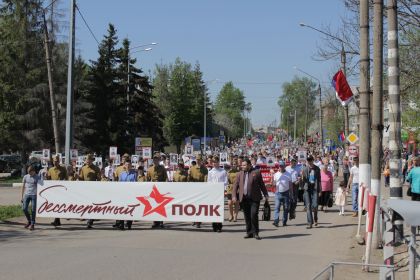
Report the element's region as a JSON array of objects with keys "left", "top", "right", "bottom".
[
  {"left": 37, "top": 181, "right": 224, "bottom": 222},
  {"left": 109, "top": 146, "right": 117, "bottom": 159},
  {"left": 42, "top": 149, "right": 50, "bottom": 160},
  {"left": 169, "top": 153, "right": 178, "bottom": 166},
  {"left": 219, "top": 153, "right": 228, "bottom": 165},
  {"left": 297, "top": 150, "right": 307, "bottom": 161},
  {"left": 142, "top": 147, "right": 152, "bottom": 159},
  {"left": 131, "top": 155, "right": 139, "bottom": 165},
  {"left": 70, "top": 149, "right": 78, "bottom": 160}
]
